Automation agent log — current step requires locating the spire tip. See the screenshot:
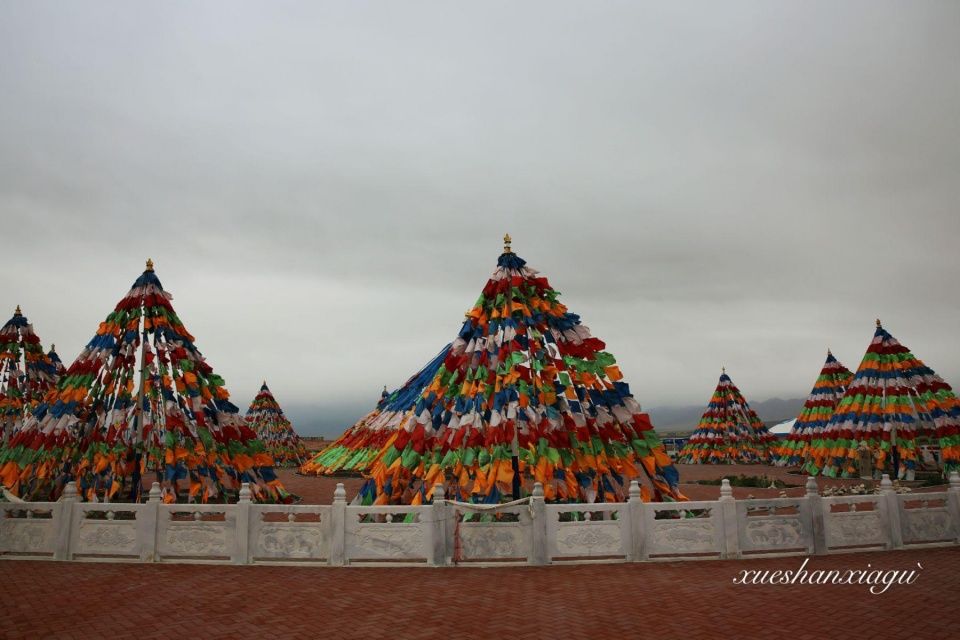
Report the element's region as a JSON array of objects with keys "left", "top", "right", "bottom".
[
  {"left": 146, "top": 258, "right": 154, "bottom": 272},
  {"left": 503, "top": 233, "right": 512, "bottom": 254},
  {"left": 14, "top": 304, "right": 21, "bottom": 316},
  {"left": 876, "top": 318, "right": 881, "bottom": 328}
]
